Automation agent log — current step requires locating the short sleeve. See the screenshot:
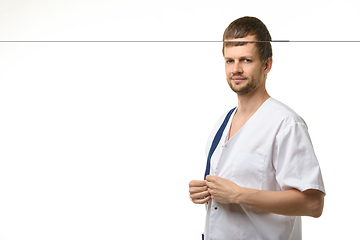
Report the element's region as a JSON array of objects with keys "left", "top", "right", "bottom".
[{"left": 273, "top": 117, "right": 325, "bottom": 194}]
